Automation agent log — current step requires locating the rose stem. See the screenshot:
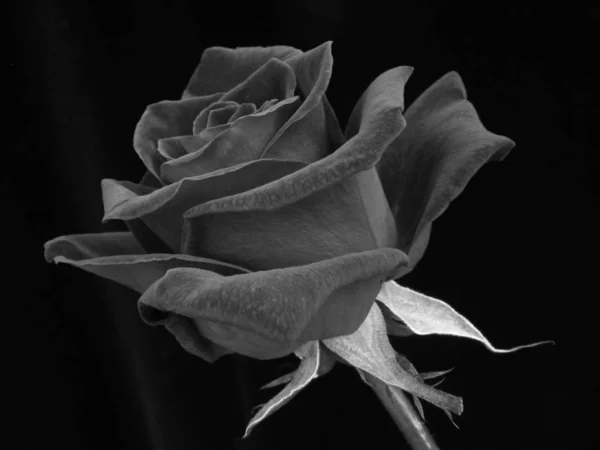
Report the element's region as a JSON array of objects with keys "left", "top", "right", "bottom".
[{"left": 362, "top": 371, "right": 440, "bottom": 450}]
